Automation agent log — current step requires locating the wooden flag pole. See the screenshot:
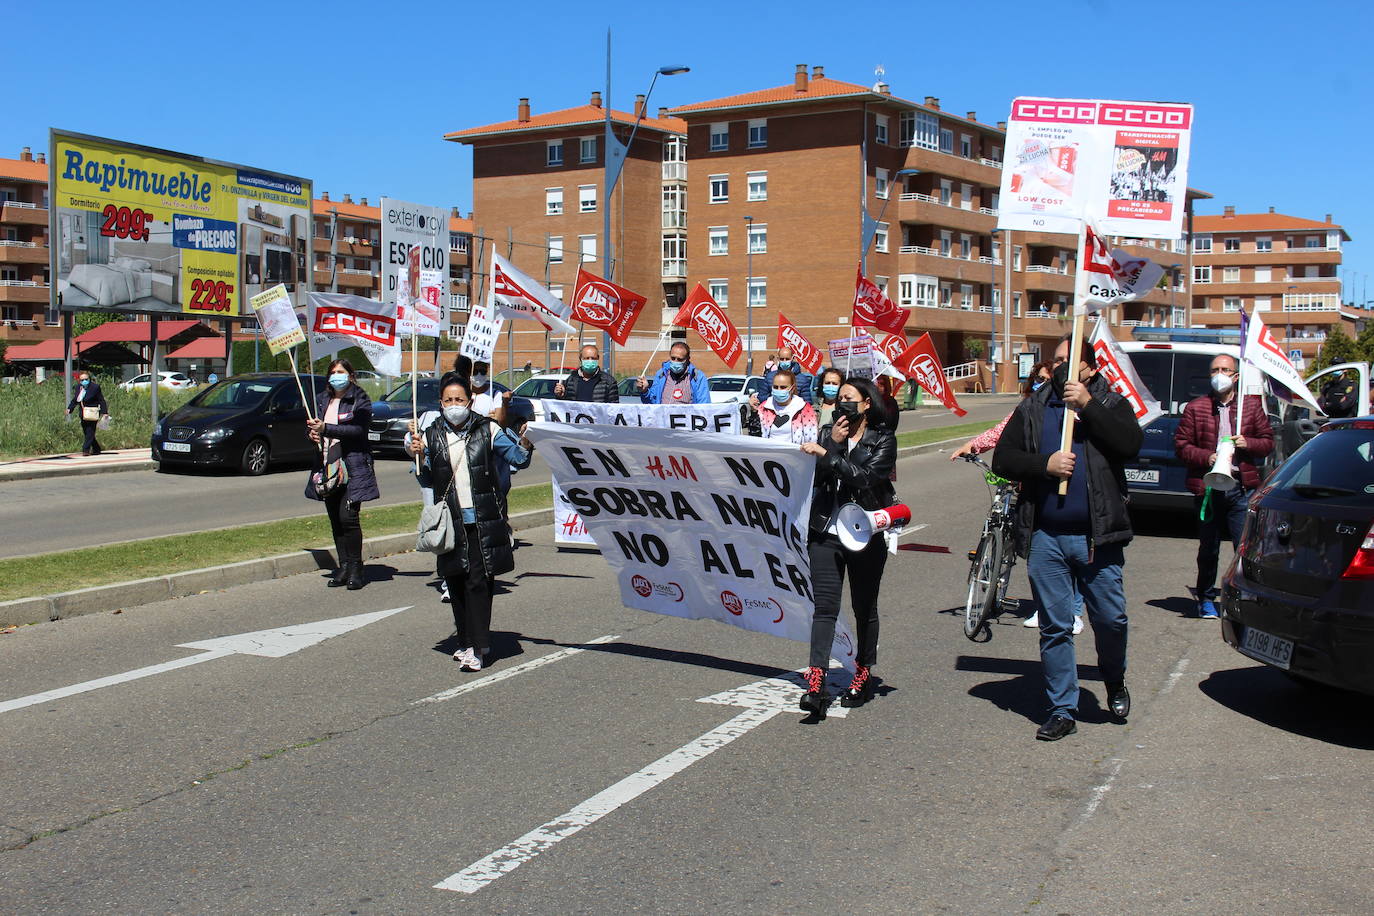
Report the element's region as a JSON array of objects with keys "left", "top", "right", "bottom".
[{"left": 1059, "top": 220, "right": 1090, "bottom": 496}]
